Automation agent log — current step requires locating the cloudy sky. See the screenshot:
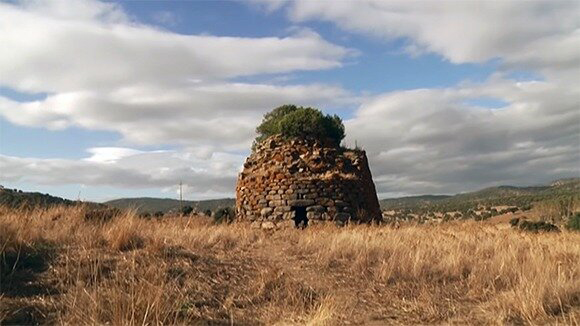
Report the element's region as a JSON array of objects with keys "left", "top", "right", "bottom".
[{"left": 0, "top": 0, "right": 578, "bottom": 201}]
